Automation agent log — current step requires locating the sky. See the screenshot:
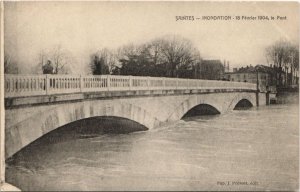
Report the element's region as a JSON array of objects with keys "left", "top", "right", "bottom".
[{"left": 4, "top": 1, "right": 299, "bottom": 74}]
